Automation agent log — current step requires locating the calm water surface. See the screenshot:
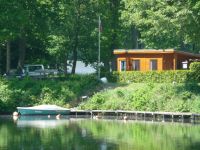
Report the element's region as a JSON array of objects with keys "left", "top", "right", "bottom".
[{"left": 0, "top": 116, "right": 200, "bottom": 150}]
